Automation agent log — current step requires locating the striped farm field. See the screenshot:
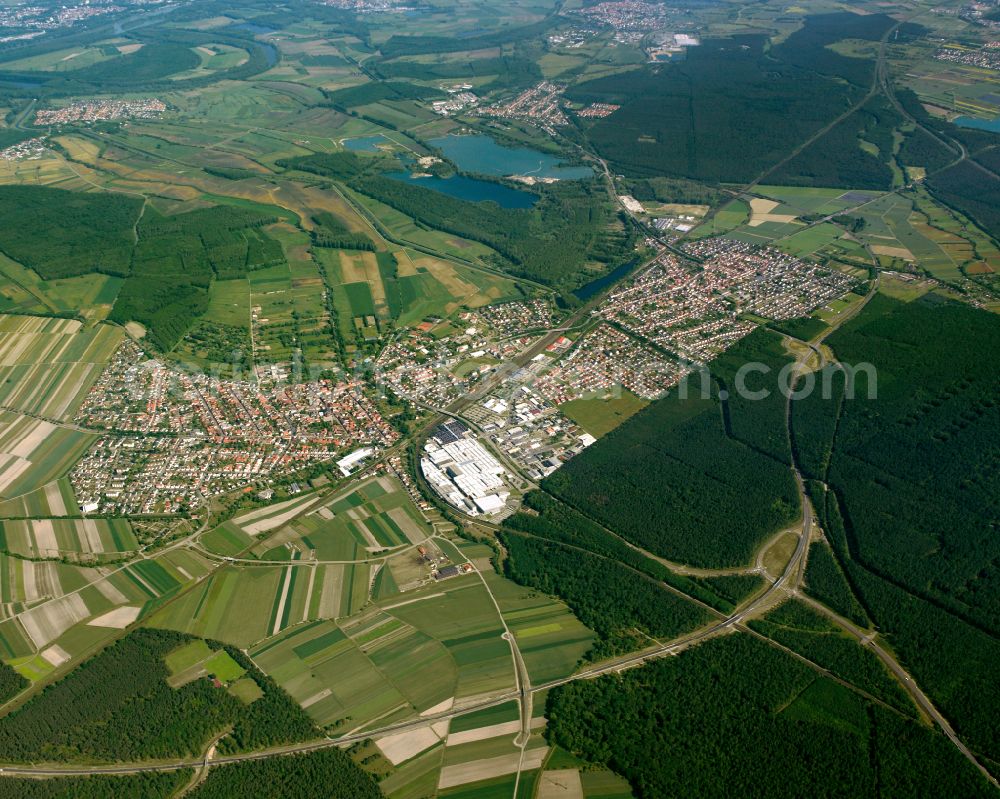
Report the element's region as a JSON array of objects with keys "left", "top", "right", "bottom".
[
  {"left": 344, "top": 610, "right": 457, "bottom": 713},
  {"left": 383, "top": 578, "right": 515, "bottom": 699},
  {"left": 200, "top": 521, "right": 254, "bottom": 558},
  {"left": 0, "top": 478, "right": 81, "bottom": 518},
  {"left": 0, "top": 412, "right": 95, "bottom": 499},
  {"left": 149, "top": 560, "right": 373, "bottom": 647},
  {"left": 249, "top": 618, "right": 423, "bottom": 731},
  {"left": 242, "top": 475, "right": 430, "bottom": 562},
  {"left": 152, "top": 566, "right": 283, "bottom": 646},
  {"left": 483, "top": 569, "right": 595, "bottom": 684},
  {"left": 0, "top": 316, "right": 122, "bottom": 421},
  {"left": 230, "top": 492, "right": 322, "bottom": 537},
  {"left": 0, "top": 518, "right": 137, "bottom": 560},
  {"left": 0, "top": 547, "right": 210, "bottom": 672}
]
